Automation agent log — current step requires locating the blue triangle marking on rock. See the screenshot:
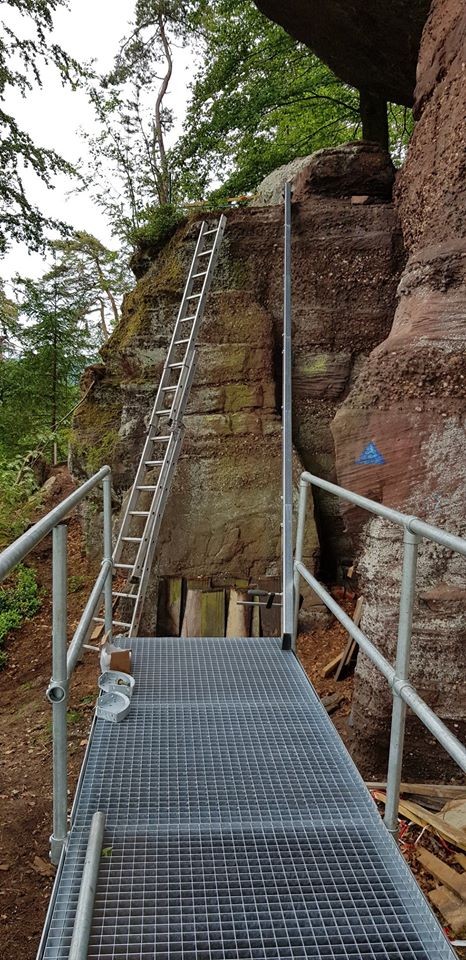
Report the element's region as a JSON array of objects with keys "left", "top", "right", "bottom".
[{"left": 355, "top": 442, "right": 386, "bottom": 466}]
